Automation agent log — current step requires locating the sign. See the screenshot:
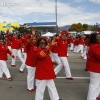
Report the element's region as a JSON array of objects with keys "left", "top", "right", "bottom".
[{"left": 0, "top": 22, "right": 19, "bottom": 31}]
